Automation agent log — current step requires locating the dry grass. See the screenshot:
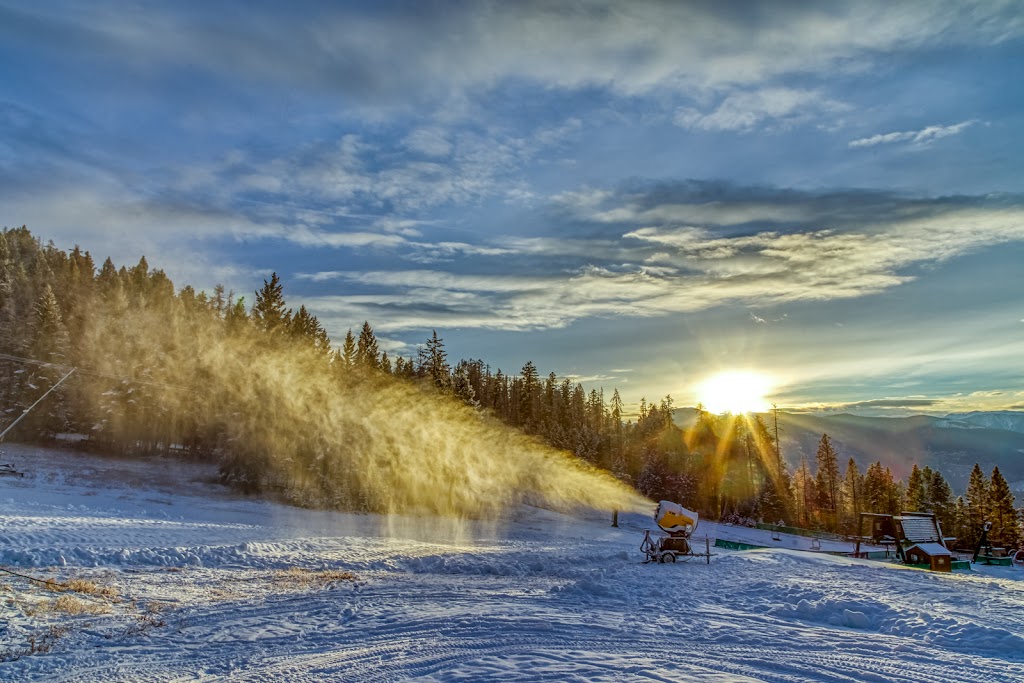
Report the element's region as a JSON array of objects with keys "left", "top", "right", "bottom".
[
  {"left": 207, "top": 586, "right": 243, "bottom": 602},
  {"left": 273, "top": 567, "right": 357, "bottom": 589},
  {"left": 64, "top": 578, "right": 119, "bottom": 599},
  {"left": 1, "top": 572, "right": 168, "bottom": 661},
  {"left": 55, "top": 594, "right": 110, "bottom": 615},
  {"left": 0, "top": 625, "right": 71, "bottom": 661},
  {"left": 39, "top": 576, "right": 63, "bottom": 593},
  {"left": 26, "top": 594, "right": 110, "bottom": 616}
]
